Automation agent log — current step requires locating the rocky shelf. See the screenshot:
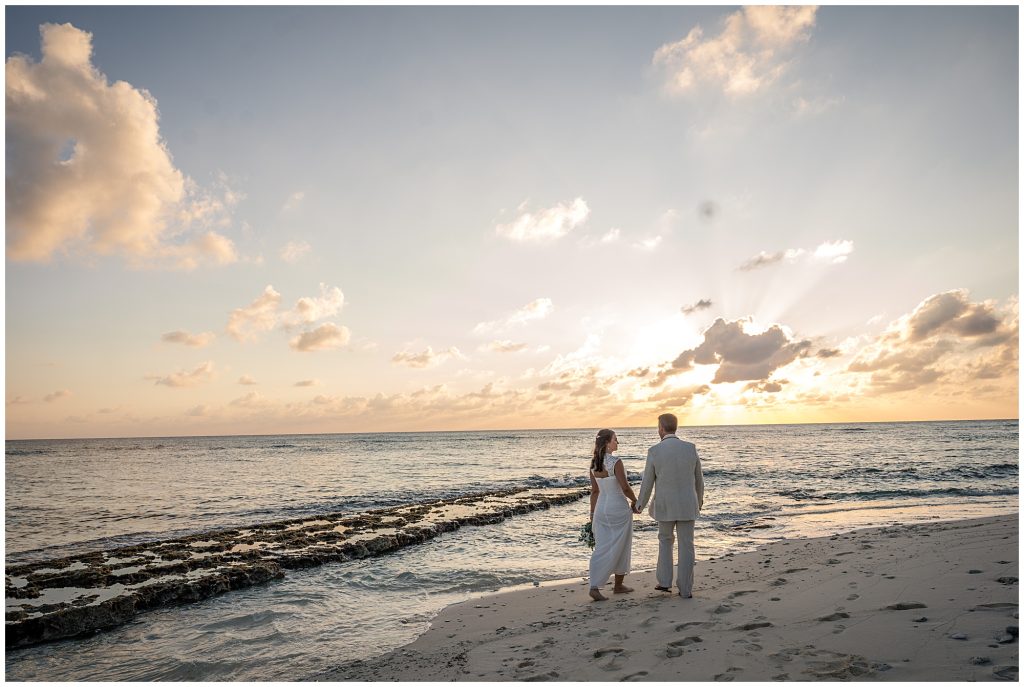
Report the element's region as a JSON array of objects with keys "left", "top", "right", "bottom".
[{"left": 5, "top": 485, "right": 589, "bottom": 649}]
